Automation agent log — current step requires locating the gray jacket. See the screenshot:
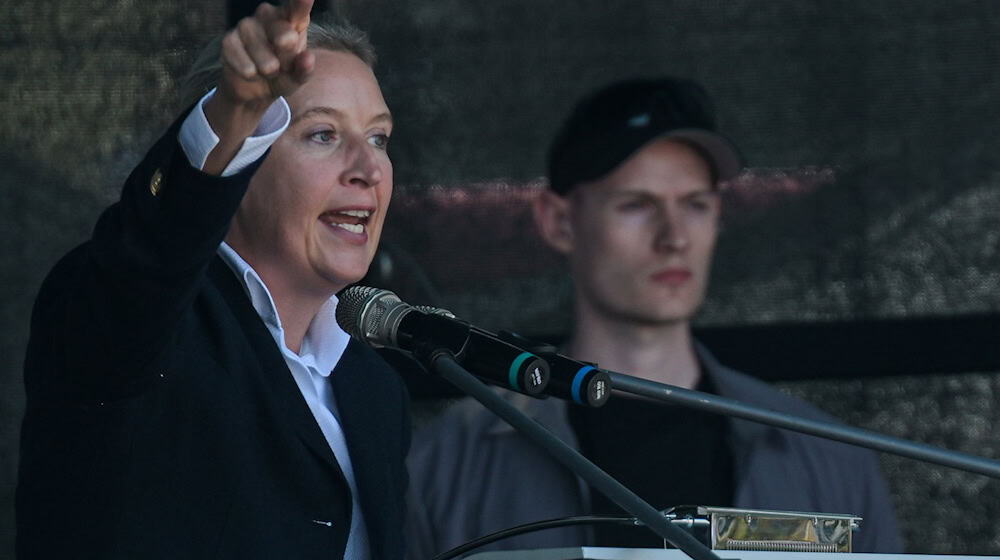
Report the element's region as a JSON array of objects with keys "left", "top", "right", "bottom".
[{"left": 406, "top": 343, "right": 902, "bottom": 558}]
